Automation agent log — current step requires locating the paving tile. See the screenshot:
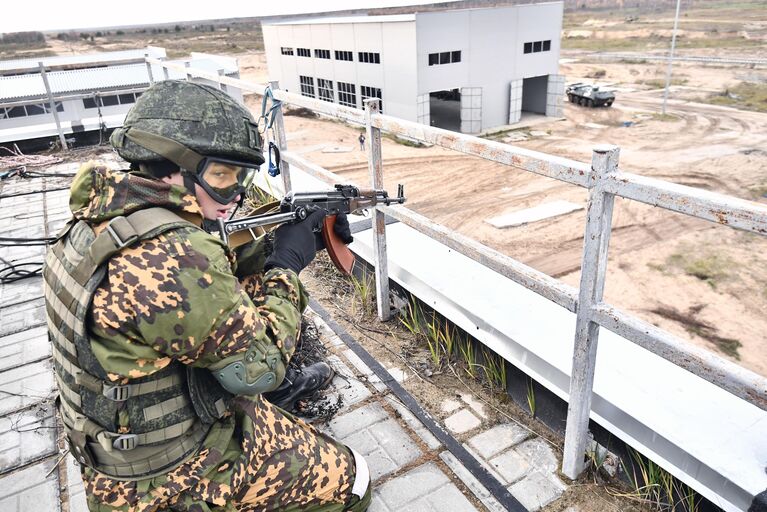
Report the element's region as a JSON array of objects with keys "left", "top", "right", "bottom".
[
  {"left": 0, "top": 401, "right": 57, "bottom": 473},
  {"left": 0, "top": 327, "right": 50, "bottom": 372},
  {"left": 65, "top": 454, "right": 88, "bottom": 512},
  {"left": 441, "top": 398, "right": 461, "bottom": 413},
  {"left": 305, "top": 310, "right": 344, "bottom": 347},
  {"left": 515, "top": 437, "right": 559, "bottom": 474},
  {"left": 468, "top": 423, "right": 530, "bottom": 459},
  {"left": 462, "top": 443, "right": 506, "bottom": 484},
  {"left": 445, "top": 409, "right": 481, "bottom": 434},
  {"left": 0, "top": 459, "right": 60, "bottom": 512},
  {"left": 326, "top": 402, "right": 389, "bottom": 439},
  {"left": 326, "top": 355, "right": 371, "bottom": 407},
  {"left": 439, "top": 451, "right": 507, "bottom": 512},
  {"left": 383, "top": 395, "right": 441, "bottom": 450},
  {"left": 489, "top": 448, "right": 530, "bottom": 484},
  {"left": 459, "top": 393, "right": 487, "bottom": 419},
  {"left": 376, "top": 462, "right": 477, "bottom": 511},
  {"left": 0, "top": 359, "right": 56, "bottom": 416},
  {"left": 508, "top": 471, "right": 567, "bottom": 512}
]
